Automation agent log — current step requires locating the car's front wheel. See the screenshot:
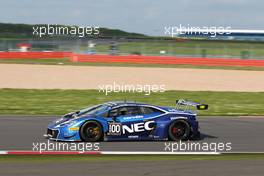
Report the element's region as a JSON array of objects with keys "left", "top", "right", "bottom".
[
  {"left": 80, "top": 121, "right": 103, "bottom": 142},
  {"left": 168, "top": 120, "right": 191, "bottom": 141}
]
